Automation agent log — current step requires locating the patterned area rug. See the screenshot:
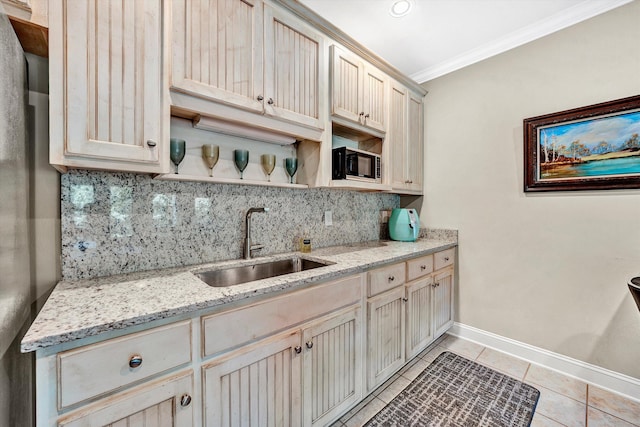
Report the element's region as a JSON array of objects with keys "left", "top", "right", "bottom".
[{"left": 364, "top": 351, "right": 540, "bottom": 427}]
